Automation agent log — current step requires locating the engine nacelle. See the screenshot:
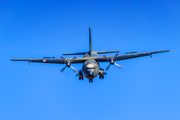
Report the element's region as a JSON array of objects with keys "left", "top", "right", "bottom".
[
  {"left": 77, "top": 70, "right": 83, "bottom": 77},
  {"left": 77, "top": 70, "right": 84, "bottom": 80},
  {"left": 99, "top": 69, "right": 104, "bottom": 76}
]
